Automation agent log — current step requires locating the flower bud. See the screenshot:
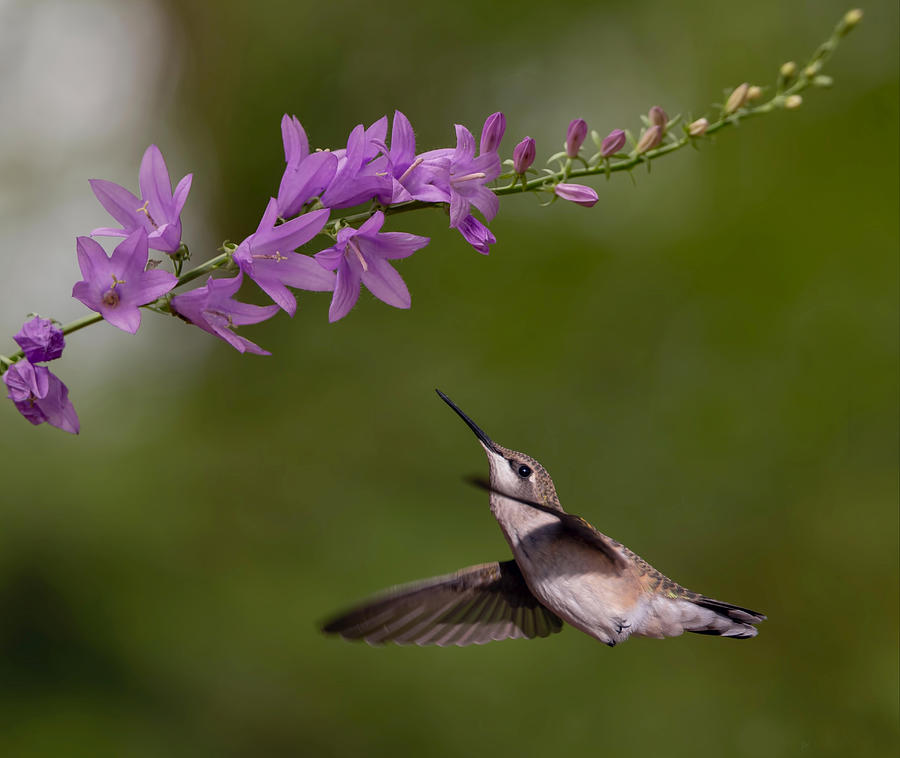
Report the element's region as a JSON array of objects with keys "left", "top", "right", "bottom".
[
  {"left": 724, "top": 82, "right": 750, "bottom": 115},
  {"left": 784, "top": 94, "right": 803, "bottom": 110},
  {"left": 780, "top": 61, "right": 797, "bottom": 79},
  {"left": 804, "top": 62, "right": 821, "bottom": 78},
  {"left": 746, "top": 85, "right": 763, "bottom": 101},
  {"left": 688, "top": 117, "right": 709, "bottom": 137},
  {"left": 565, "top": 118, "right": 588, "bottom": 158},
  {"left": 648, "top": 106, "right": 668, "bottom": 129},
  {"left": 634, "top": 124, "right": 662, "bottom": 154},
  {"left": 479, "top": 112, "right": 506, "bottom": 154},
  {"left": 13, "top": 316, "right": 65, "bottom": 363},
  {"left": 512, "top": 136, "right": 536, "bottom": 174},
  {"left": 840, "top": 9, "right": 863, "bottom": 33},
  {"left": 600, "top": 129, "right": 626, "bottom": 158},
  {"left": 554, "top": 183, "right": 598, "bottom": 207},
  {"left": 812, "top": 75, "right": 834, "bottom": 88}
]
